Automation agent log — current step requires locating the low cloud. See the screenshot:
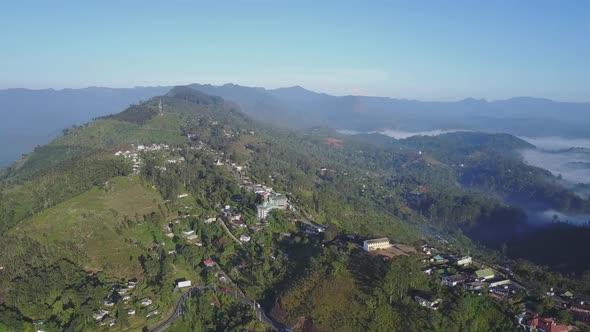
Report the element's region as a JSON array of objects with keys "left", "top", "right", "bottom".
[
  {"left": 519, "top": 136, "right": 590, "bottom": 188},
  {"left": 374, "top": 129, "right": 469, "bottom": 140},
  {"left": 533, "top": 209, "right": 590, "bottom": 226},
  {"left": 520, "top": 136, "right": 590, "bottom": 151}
]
